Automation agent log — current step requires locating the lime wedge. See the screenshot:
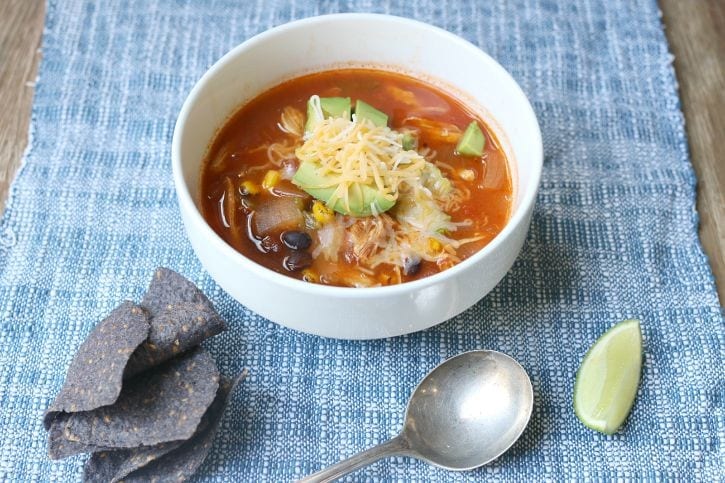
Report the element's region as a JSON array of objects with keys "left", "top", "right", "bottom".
[{"left": 574, "top": 319, "right": 643, "bottom": 434}]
